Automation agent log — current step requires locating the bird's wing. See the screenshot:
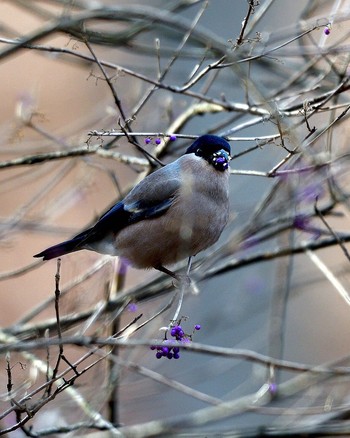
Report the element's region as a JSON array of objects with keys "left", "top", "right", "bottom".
[{"left": 77, "top": 168, "right": 181, "bottom": 243}]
